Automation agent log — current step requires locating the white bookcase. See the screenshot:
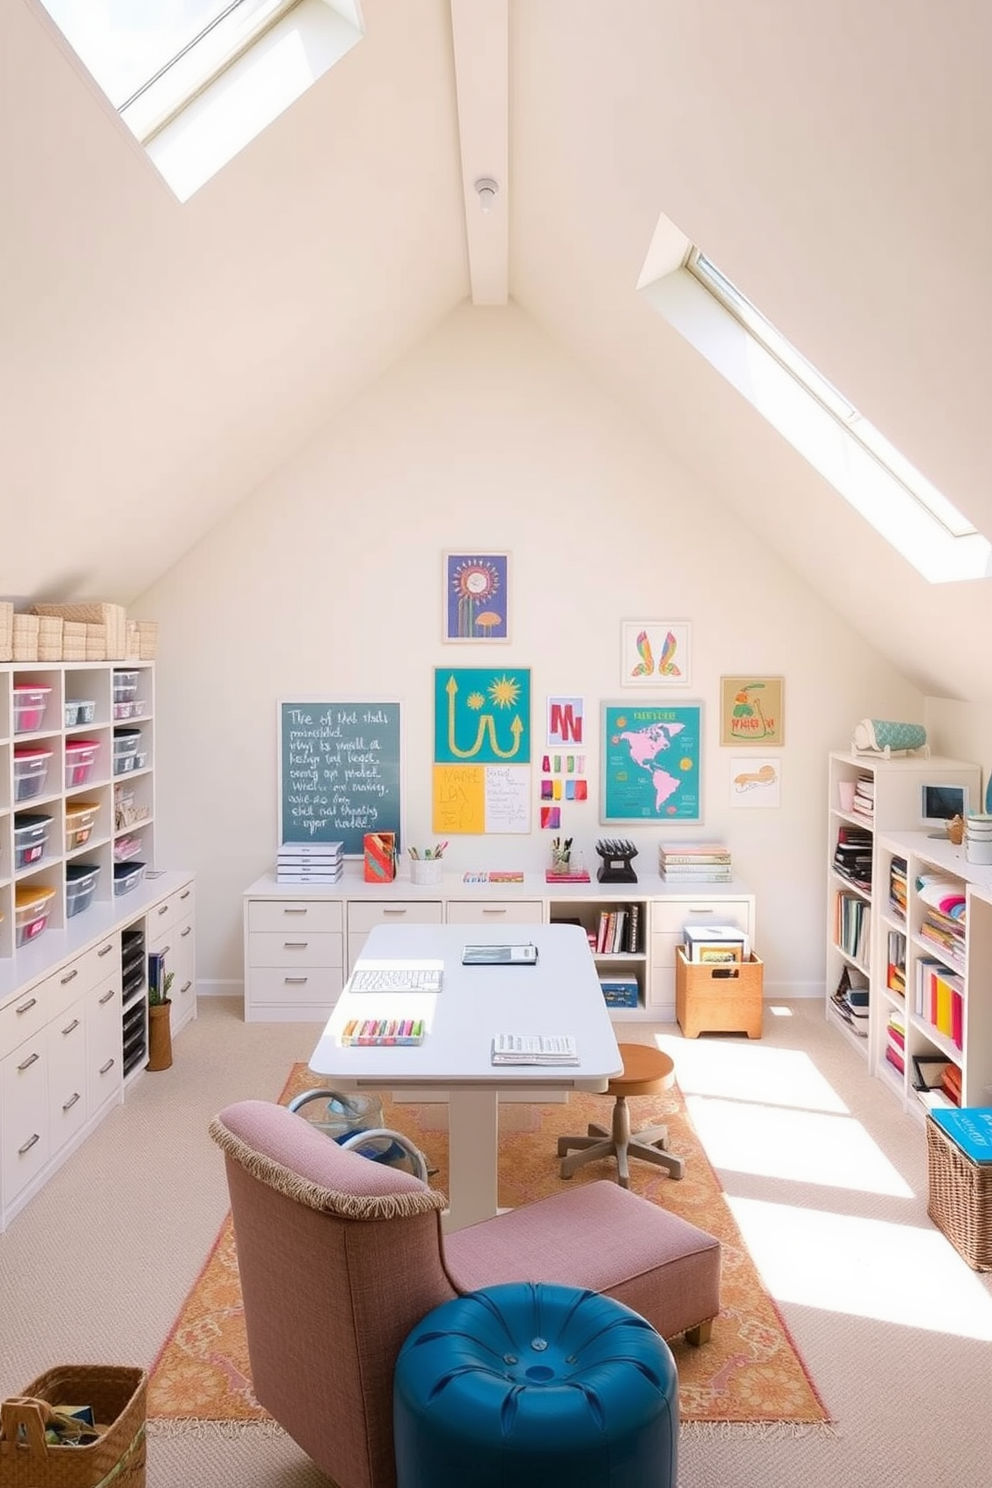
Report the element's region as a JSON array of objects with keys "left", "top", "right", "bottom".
[
  {"left": 873, "top": 831, "right": 992, "bottom": 1119},
  {"left": 825, "top": 749, "right": 980, "bottom": 1071}
]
